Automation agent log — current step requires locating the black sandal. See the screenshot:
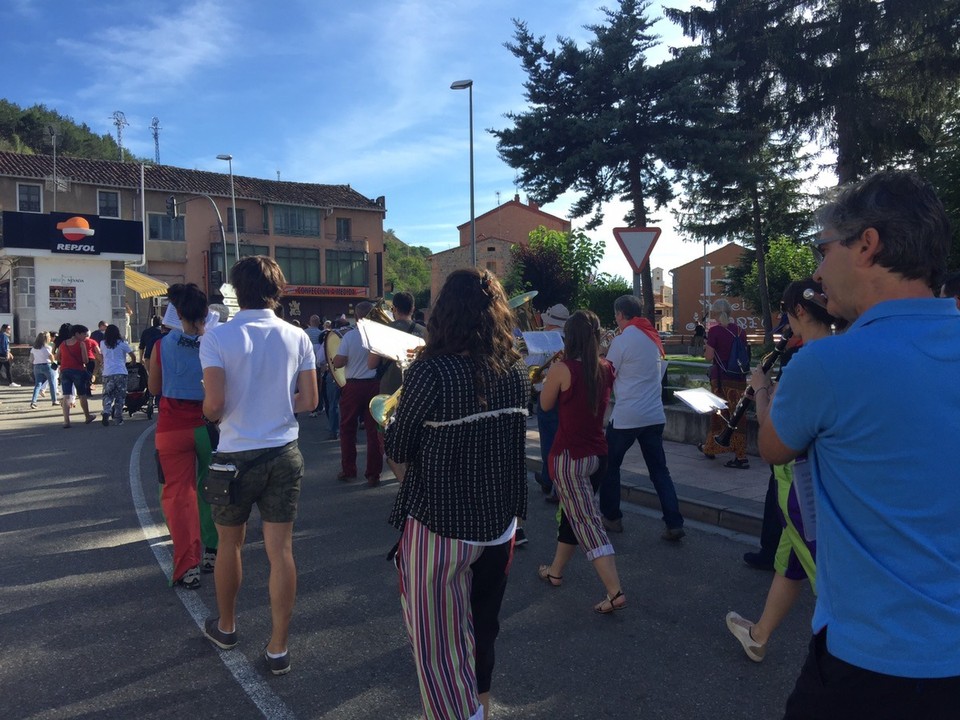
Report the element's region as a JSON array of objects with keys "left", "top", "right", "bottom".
[
  {"left": 537, "top": 565, "right": 563, "bottom": 587},
  {"left": 724, "top": 458, "right": 750, "bottom": 469},
  {"left": 594, "top": 590, "right": 627, "bottom": 614}
]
